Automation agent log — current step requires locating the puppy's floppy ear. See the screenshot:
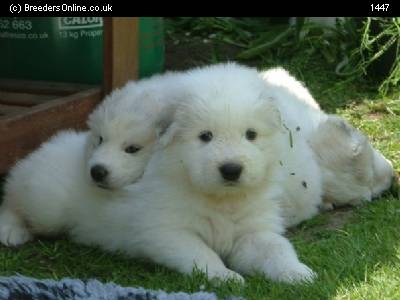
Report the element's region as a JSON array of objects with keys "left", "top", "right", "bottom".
[
  {"left": 153, "top": 104, "right": 181, "bottom": 148},
  {"left": 324, "top": 115, "right": 368, "bottom": 156},
  {"left": 154, "top": 104, "right": 177, "bottom": 139},
  {"left": 157, "top": 121, "right": 179, "bottom": 148},
  {"left": 350, "top": 136, "right": 367, "bottom": 157},
  {"left": 259, "top": 94, "right": 282, "bottom": 130}
]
